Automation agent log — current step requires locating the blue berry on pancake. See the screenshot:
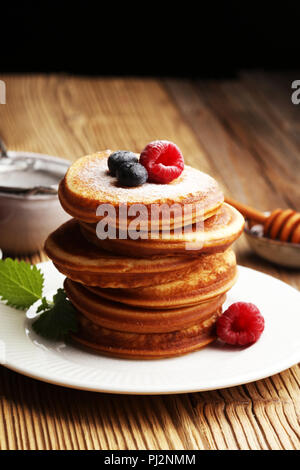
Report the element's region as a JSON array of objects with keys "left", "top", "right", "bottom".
[
  {"left": 108, "top": 151, "right": 138, "bottom": 176},
  {"left": 116, "top": 162, "right": 148, "bottom": 187}
]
